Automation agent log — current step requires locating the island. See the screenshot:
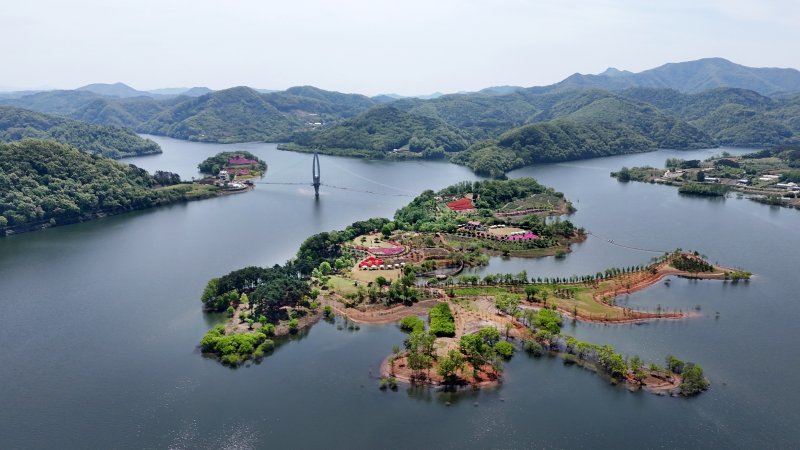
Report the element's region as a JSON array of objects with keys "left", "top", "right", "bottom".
[
  {"left": 611, "top": 144, "right": 800, "bottom": 209},
  {"left": 197, "top": 178, "right": 750, "bottom": 397},
  {"left": 197, "top": 151, "right": 267, "bottom": 192}
]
